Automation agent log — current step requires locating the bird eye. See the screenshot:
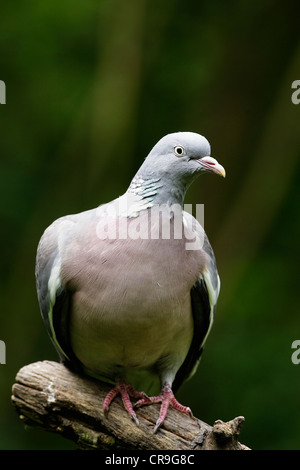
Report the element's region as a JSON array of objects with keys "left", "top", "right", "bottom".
[{"left": 174, "top": 145, "right": 184, "bottom": 157}]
